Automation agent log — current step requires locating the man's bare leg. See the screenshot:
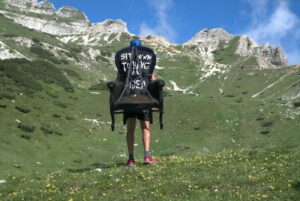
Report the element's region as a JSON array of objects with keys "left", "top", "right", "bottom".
[
  {"left": 141, "top": 120, "right": 156, "bottom": 164},
  {"left": 140, "top": 120, "right": 150, "bottom": 152},
  {"left": 126, "top": 118, "right": 136, "bottom": 158}
]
